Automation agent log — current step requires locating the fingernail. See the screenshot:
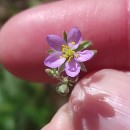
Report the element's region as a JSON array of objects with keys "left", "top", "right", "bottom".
[{"left": 68, "top": 69, "right": 130, "bottom": 130}]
